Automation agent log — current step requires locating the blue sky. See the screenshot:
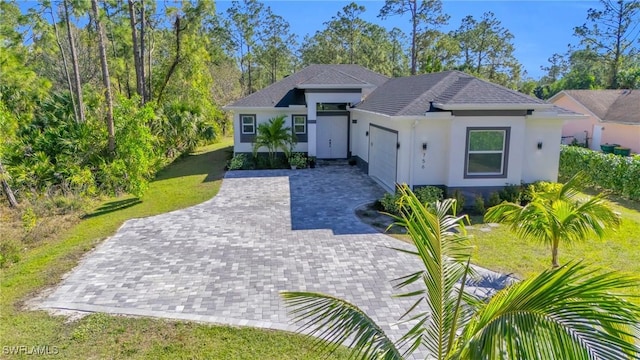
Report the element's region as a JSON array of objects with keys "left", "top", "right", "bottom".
[{"left": 216, "top": 0, "right": 598, "bottom": 79}]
